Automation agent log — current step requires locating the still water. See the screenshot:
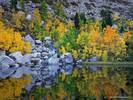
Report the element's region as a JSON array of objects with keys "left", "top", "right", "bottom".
[{"left": 0, "top": 65, "right": 133, "bottom": 100}]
